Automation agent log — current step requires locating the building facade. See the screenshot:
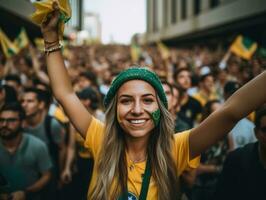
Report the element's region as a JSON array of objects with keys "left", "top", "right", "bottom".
[{"left": 146, "top": 0, "right": 266, "bottom": 46}]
